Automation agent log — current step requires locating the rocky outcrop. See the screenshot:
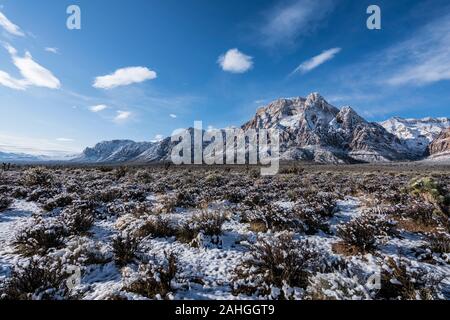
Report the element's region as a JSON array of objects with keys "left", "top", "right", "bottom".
[{"left": 428, "top": 128, "right": 450, "bottom": 158}]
